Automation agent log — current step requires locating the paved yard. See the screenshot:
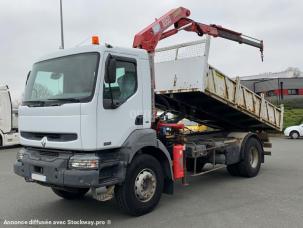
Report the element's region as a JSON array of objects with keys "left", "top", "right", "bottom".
[{"left": 1, "top": 137, "right": 303, "bottom": 228}]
